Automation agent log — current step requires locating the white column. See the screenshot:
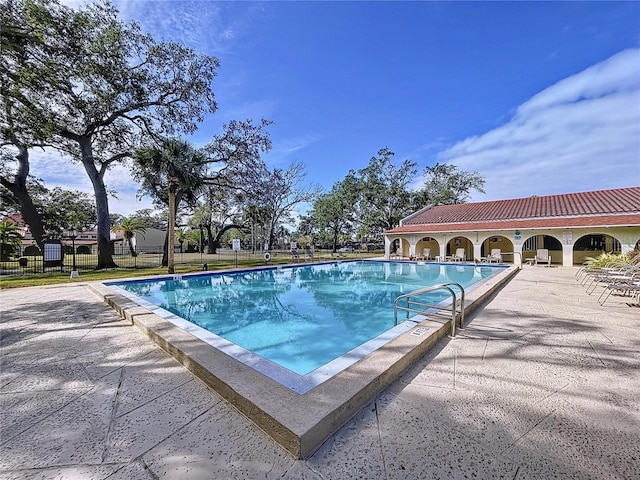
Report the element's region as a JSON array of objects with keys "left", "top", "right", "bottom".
[
  {"left": 438, "top": 234, "right": 447, "bottom": 261},
  {"left": 473, "top": 244, "right": 482, "bottom": 262},
  {"left": 409, "top": 235, "right": 417, "bottom": 258},
  {"left": 514, "top": 243, "right": 523, "bottom": 267},
  {"left": 562, "top": 244, "right": 573, "bottom": 267},
  {"left": 384, "top": 236, "right": 391, "bottom": 259}
]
